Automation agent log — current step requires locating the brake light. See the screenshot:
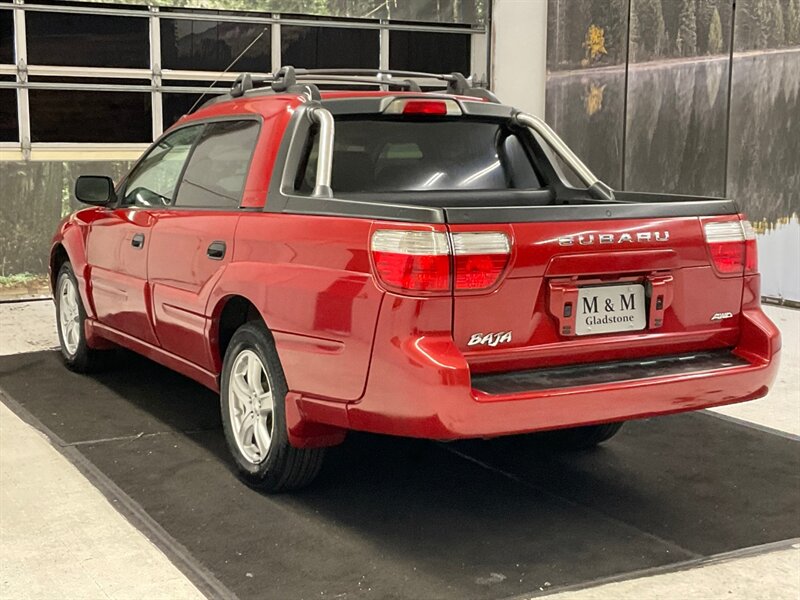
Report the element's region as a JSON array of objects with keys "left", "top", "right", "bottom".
[
  {"left": 451, "top": 232, "right": 511, "bottom": 290},
  {"left": 370, "top": 230, "right": 510, "bottom": 293},
  {"left": 382, "top": 98, "right": 462, "bottom": 116},
  {"left": 703, "top": 219, "right": 758, "bottom": 276},
  {"left": 402, "top": 100, "right": 448, "bottom": 115}
]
